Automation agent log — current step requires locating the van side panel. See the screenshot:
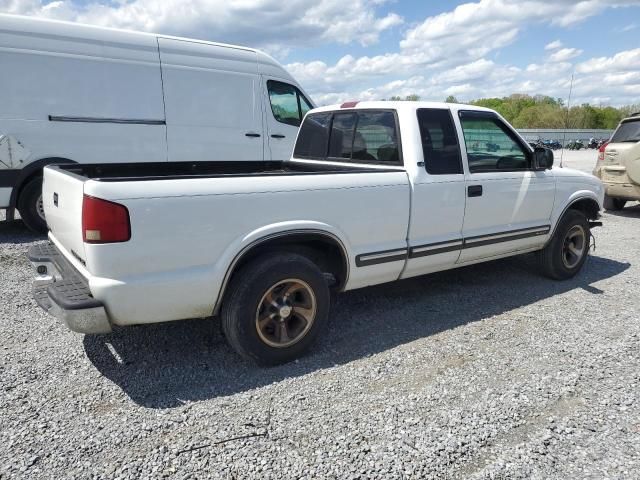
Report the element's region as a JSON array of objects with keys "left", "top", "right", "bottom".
[
  {"left": 0, "top": 16, "right": 167, "bottom": 166},
  {"left": 158, "top": 38, "right": 264, "bottom": 162}
]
